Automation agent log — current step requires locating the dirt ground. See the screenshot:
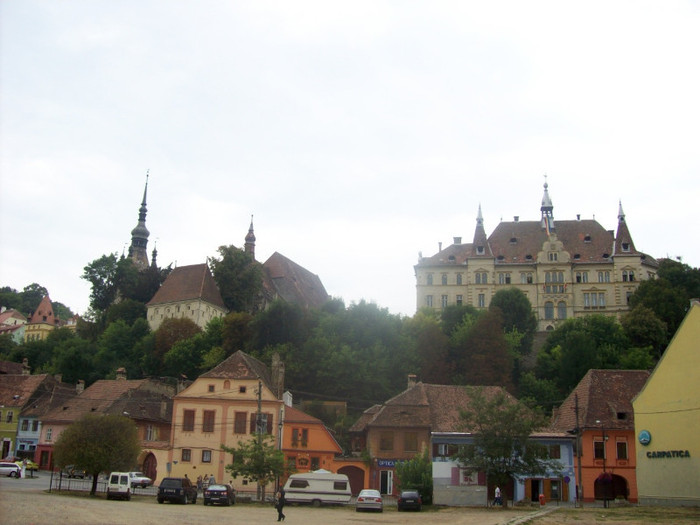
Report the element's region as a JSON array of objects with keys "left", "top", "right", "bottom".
[{"left": 1, "top": 480, "right": 699, "bottom": 525}]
